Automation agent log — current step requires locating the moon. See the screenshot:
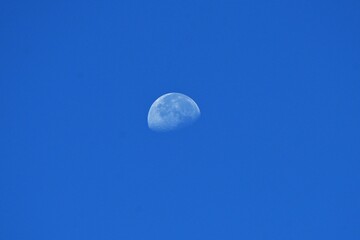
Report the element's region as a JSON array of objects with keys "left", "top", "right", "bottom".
[{"left": 147, "top": 93, "right": 201, "bottom": 132}]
